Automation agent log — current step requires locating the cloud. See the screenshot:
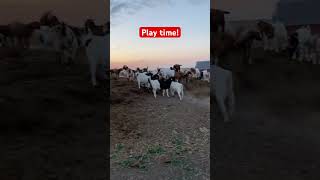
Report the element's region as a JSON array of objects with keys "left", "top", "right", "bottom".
[
  {"left": 110, "top": 2, "right": 129, "bottom": 15},
  {"left": 111, "top": 0, "right": 167, "bottom": 17},
  {"left": 110, "top": 0, "right": 206, "bottom": 24},
  {"left": 110, "top": 0, "right": 171, "bottom": 25}
]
